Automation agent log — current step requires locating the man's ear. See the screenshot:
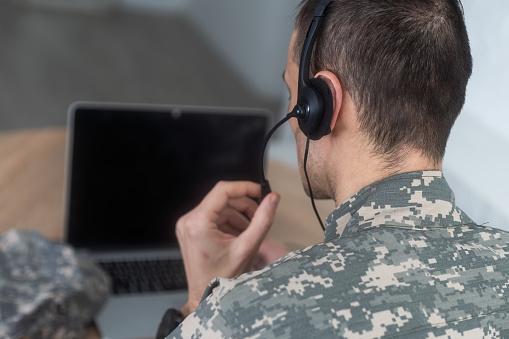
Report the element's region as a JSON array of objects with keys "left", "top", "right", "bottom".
[{"left": 315, "top": 71, "right": 342, "bottom": 131}]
